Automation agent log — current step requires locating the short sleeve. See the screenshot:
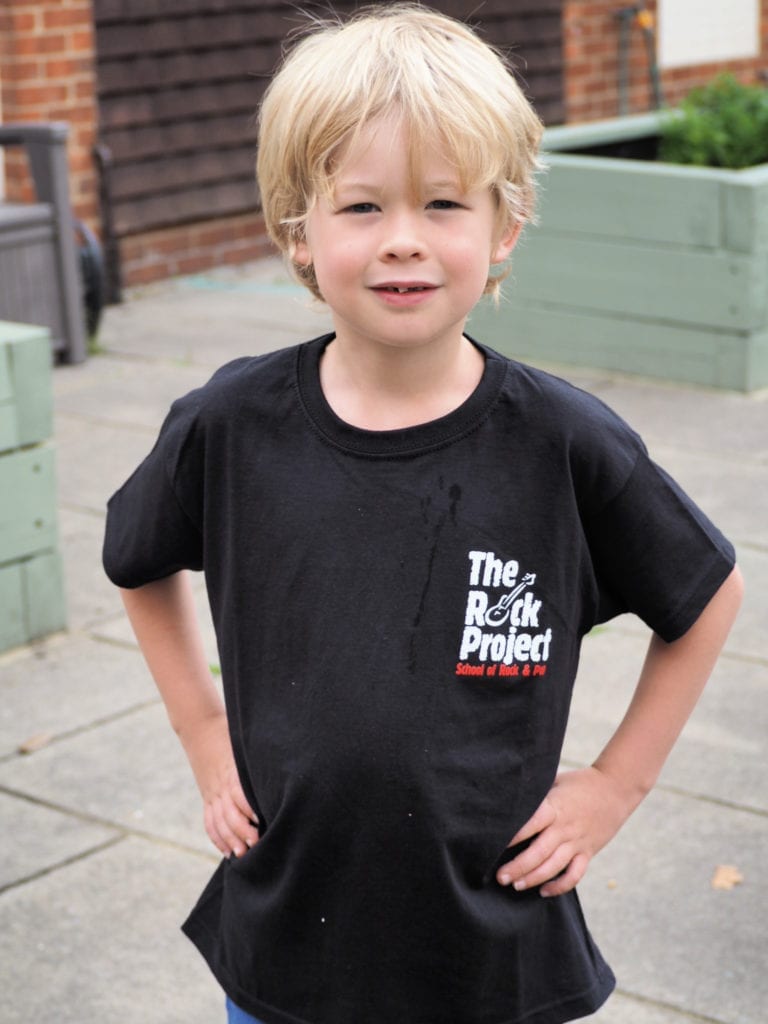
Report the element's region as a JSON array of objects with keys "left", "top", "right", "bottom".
[
  {"left": 103, "top": 396, "right": 204, "bottom": 588},
  {"left": 584, "top": 451, "right": 735, "bottom": 641}
]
